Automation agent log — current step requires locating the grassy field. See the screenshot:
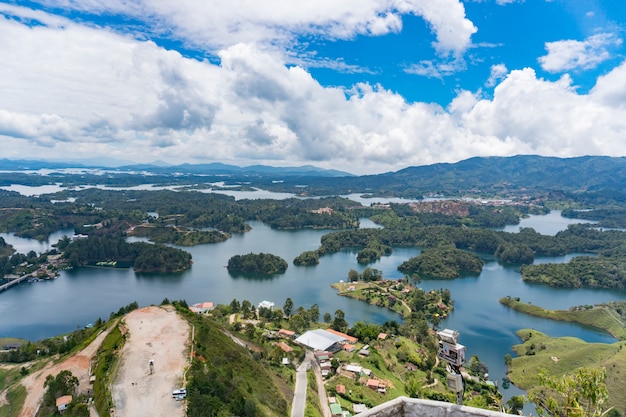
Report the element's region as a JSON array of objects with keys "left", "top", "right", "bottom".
[
  {"left": 0, "top": 385, "right": 26, "bottom": 417},
  {"left": 331, "top": 282, "right": 411, "bottom": 316},
  {"left": 500, "top": 297, "right": 626, "bottom": 340},
  {"left": 508, "top": 329, "right": 626, "bottom": 414}
]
